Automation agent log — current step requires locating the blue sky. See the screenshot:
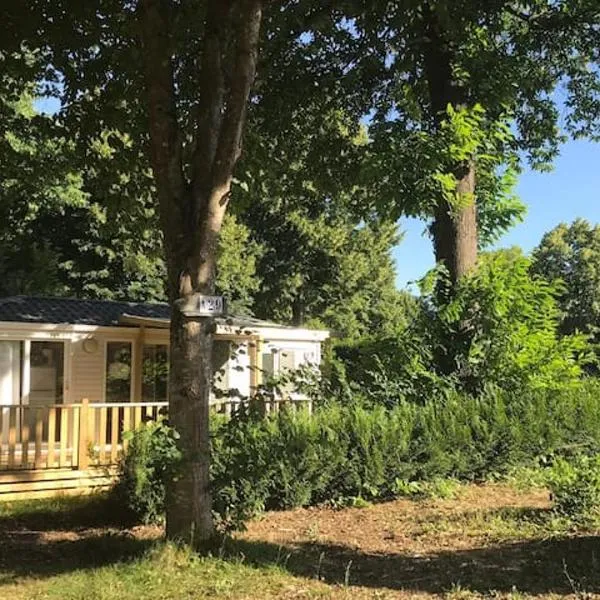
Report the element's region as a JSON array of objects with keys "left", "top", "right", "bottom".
[{"left": 394, "top": 139, "right": 600, "bottom": 289}]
